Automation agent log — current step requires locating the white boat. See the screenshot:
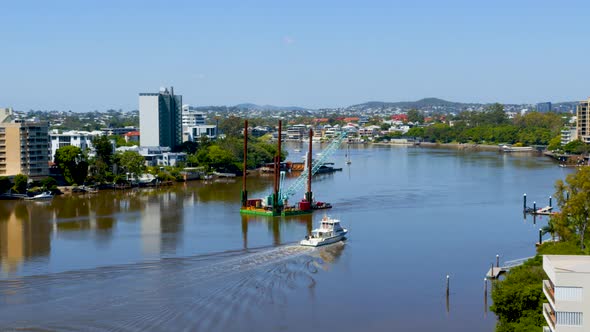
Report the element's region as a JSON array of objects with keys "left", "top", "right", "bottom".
[
  {"left": 300, "top": 216, "right": 348, "bottom": 247},
  {"left": 500, "top": 144, "right": 534, "bottom": 152},
  {"left": 26, "top": 191, "right": 53, "bottom": 200}
]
